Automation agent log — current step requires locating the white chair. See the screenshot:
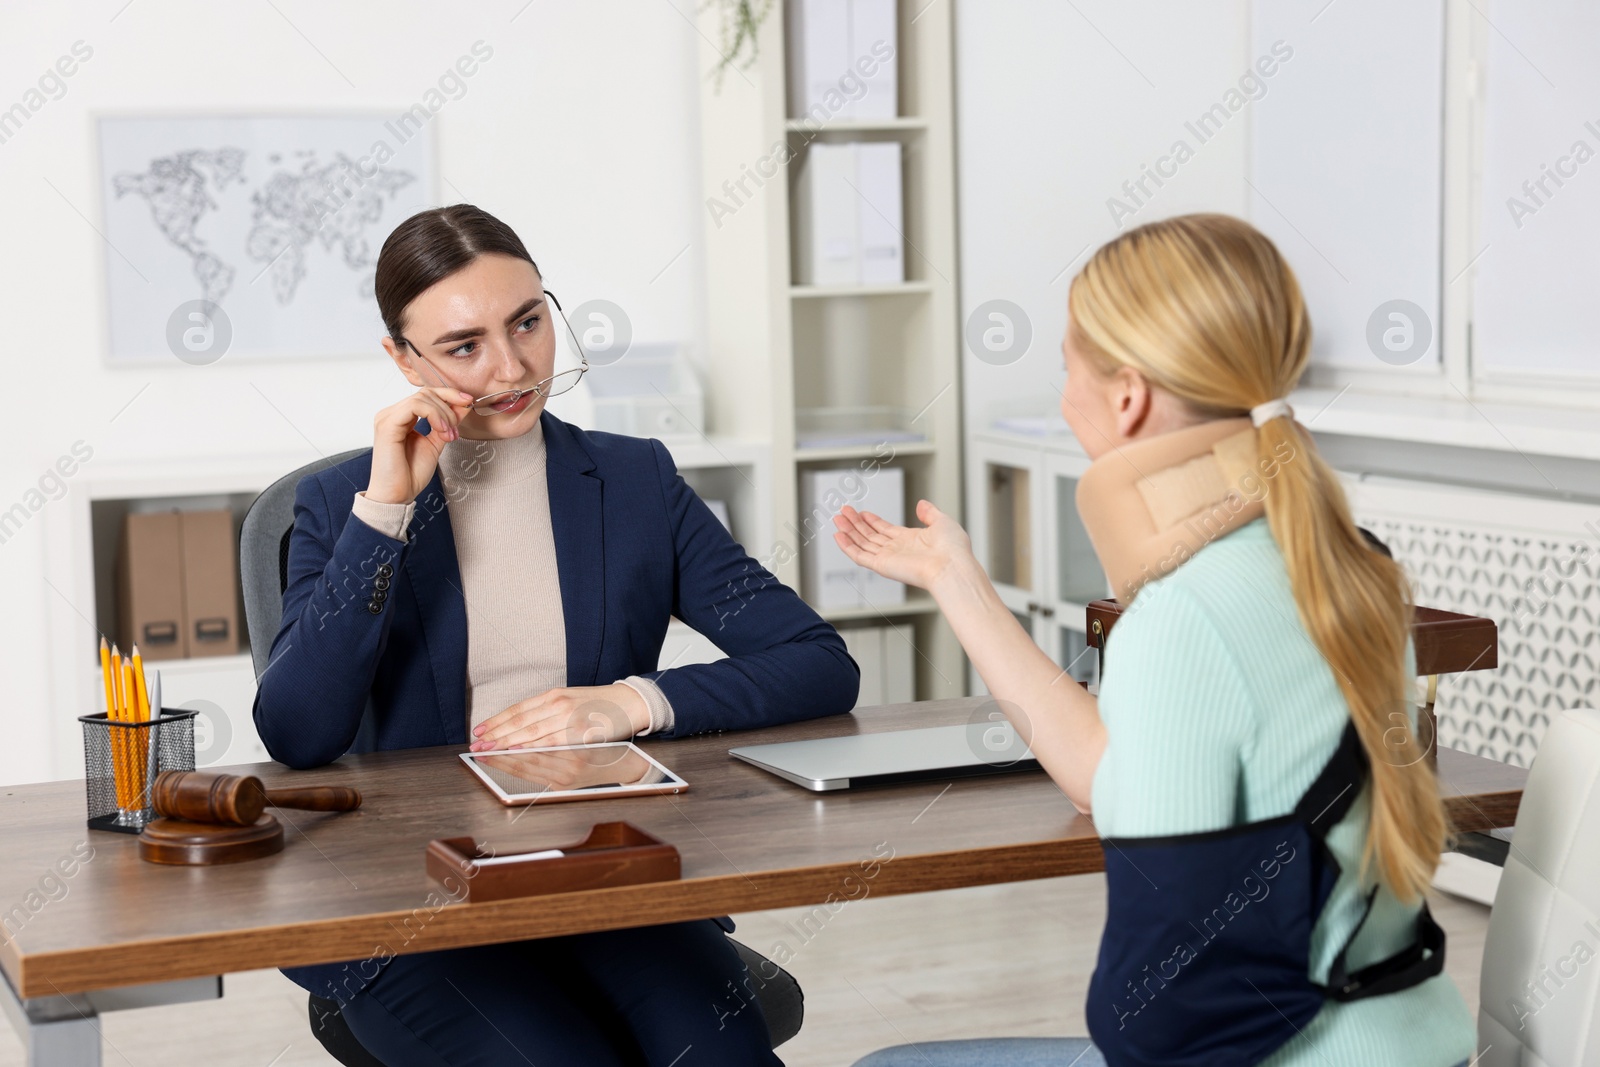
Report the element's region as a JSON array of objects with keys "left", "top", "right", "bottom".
[{"left": 1478, "top": 706, "right": 1600, "bottom": 1065}]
